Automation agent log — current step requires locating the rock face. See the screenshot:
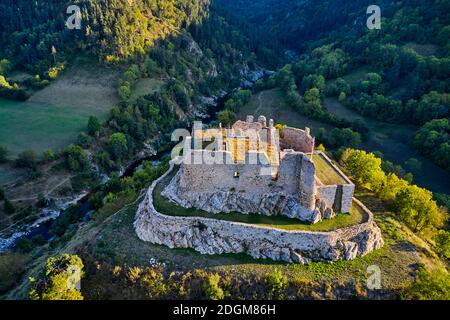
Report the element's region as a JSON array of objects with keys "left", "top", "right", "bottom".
[
  {"left": 162, "top": 169, "right": 321, "bottom": 223},
  {"left": 134, "top": 163, "right": 384, "bottom": 264},
  {"left": 164, "top": 150, "right": 336, "bottom": 223}
]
